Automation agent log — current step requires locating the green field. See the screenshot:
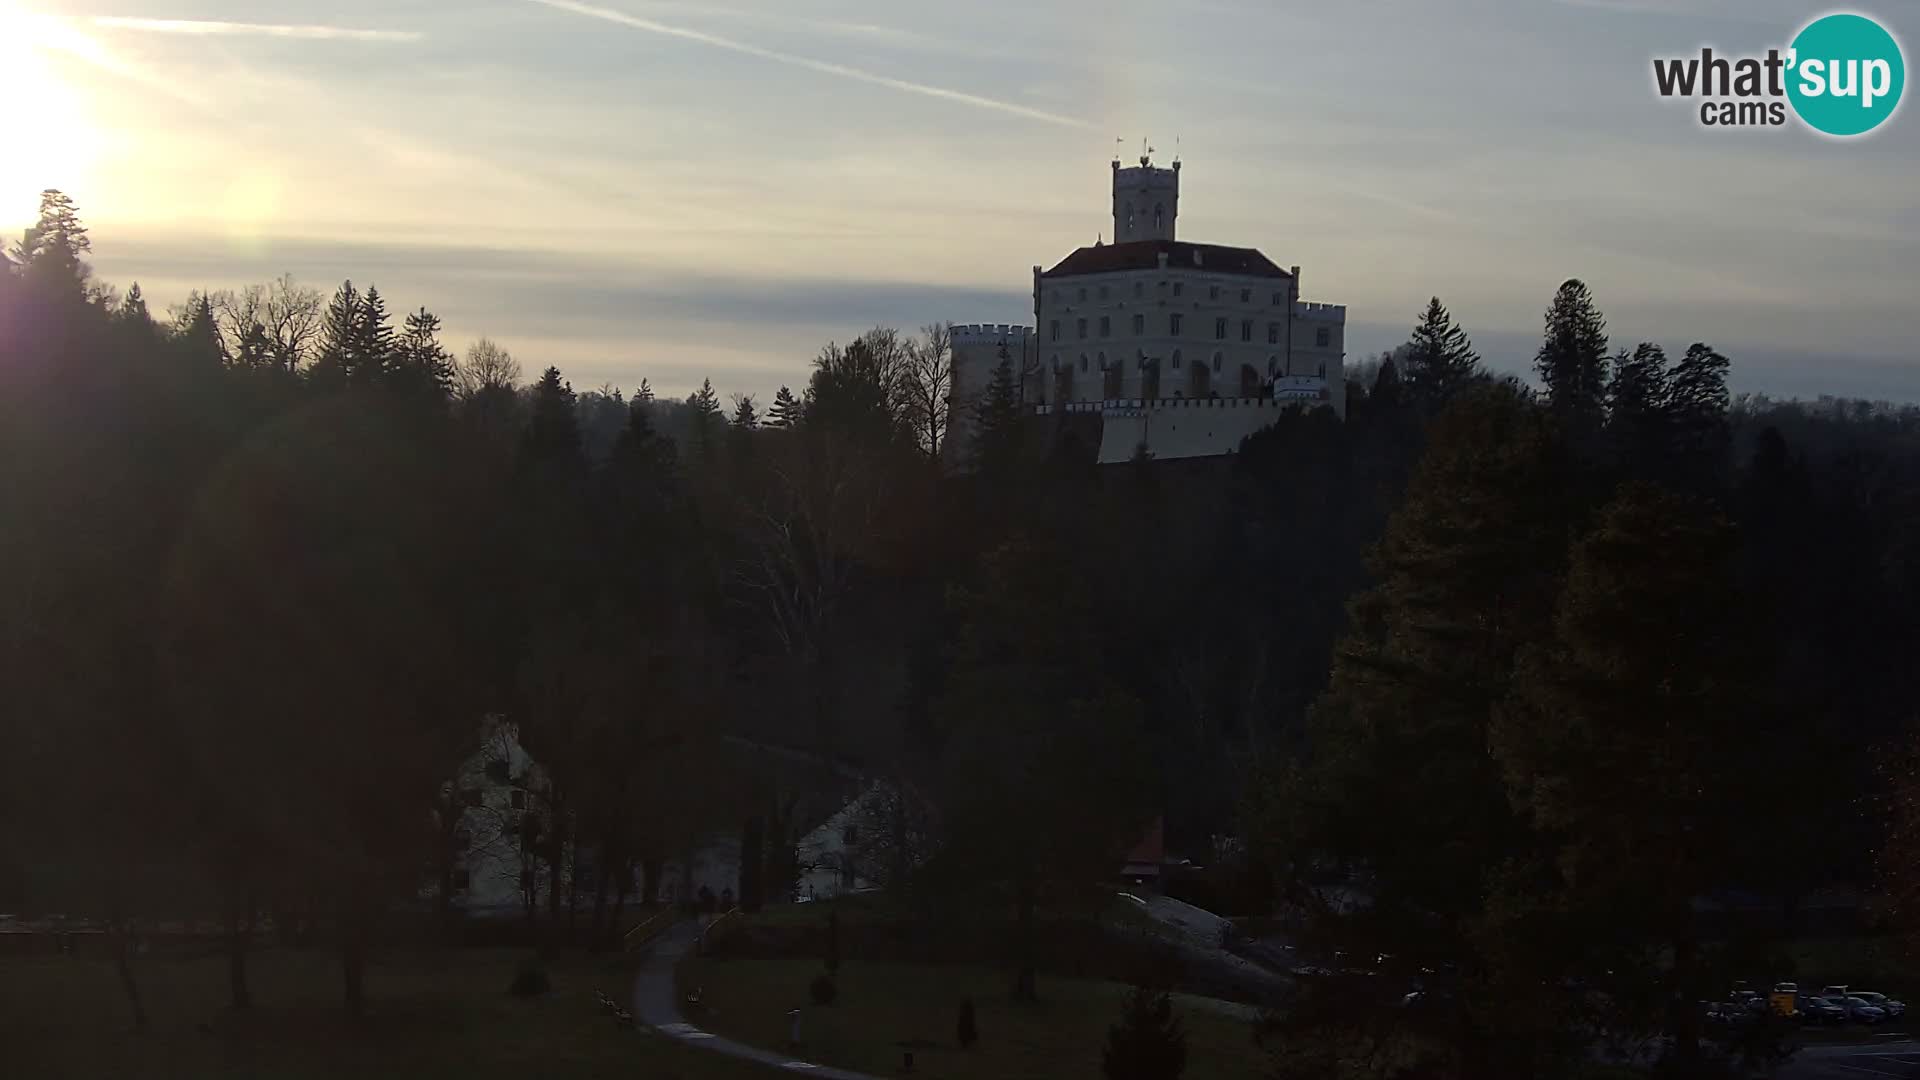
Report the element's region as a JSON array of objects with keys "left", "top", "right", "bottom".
[
  {"left": 677, "top": 951, "right": 1270, "bottom": 1080},
  {"left": 7, "top": 941, "right": 772, "bottom": 1080}
]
